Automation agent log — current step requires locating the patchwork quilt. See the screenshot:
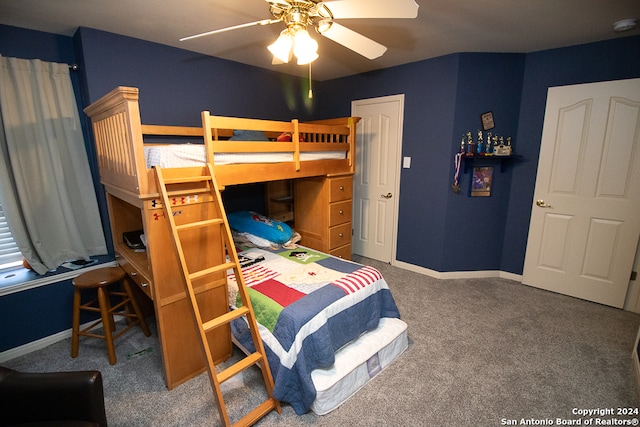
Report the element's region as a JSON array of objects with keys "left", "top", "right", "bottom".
[{"left": 228, "top": 246, "right": 400, "bottom": 414}]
